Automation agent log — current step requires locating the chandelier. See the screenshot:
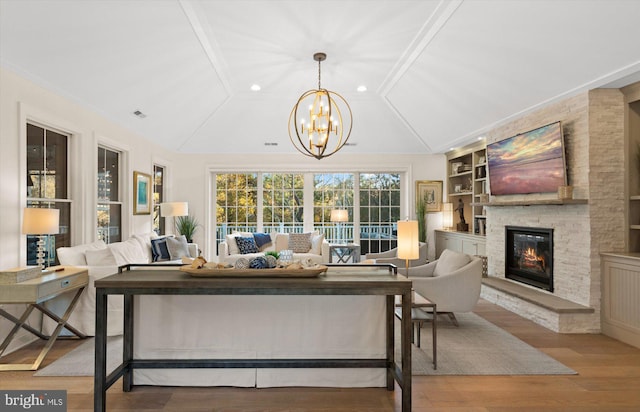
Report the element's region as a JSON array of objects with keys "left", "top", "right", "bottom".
[{"left": 288, "top": 52, "right": 352, "bottom": 160}]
